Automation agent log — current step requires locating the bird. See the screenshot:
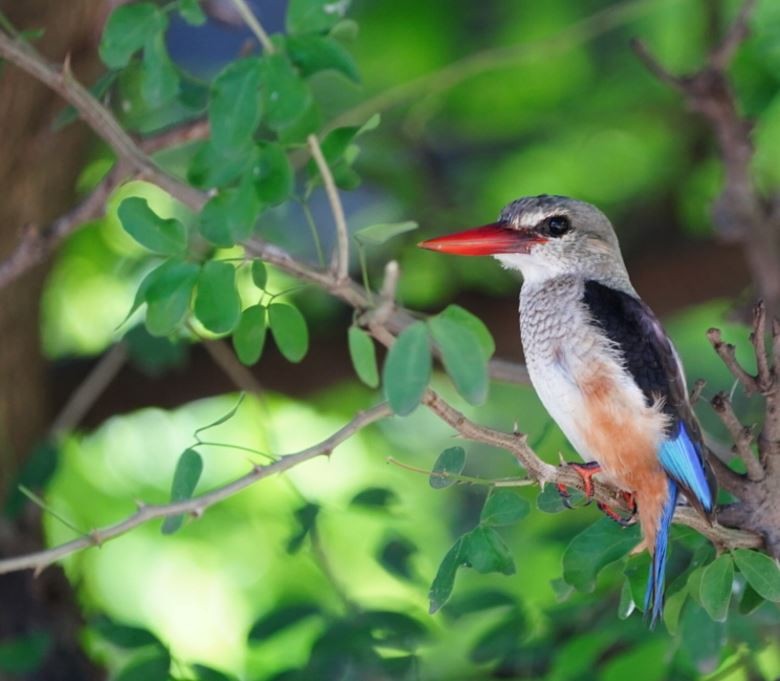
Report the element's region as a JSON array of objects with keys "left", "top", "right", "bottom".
[{"left": 419, "top": 194, "right": 715, "bottom": 626}]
